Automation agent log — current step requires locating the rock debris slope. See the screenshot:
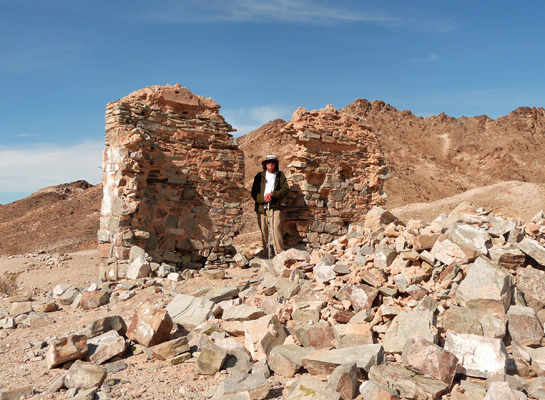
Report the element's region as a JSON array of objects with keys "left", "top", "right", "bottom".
[{"left": 3, "top": 207, "right": 545, "bottom": 399}]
